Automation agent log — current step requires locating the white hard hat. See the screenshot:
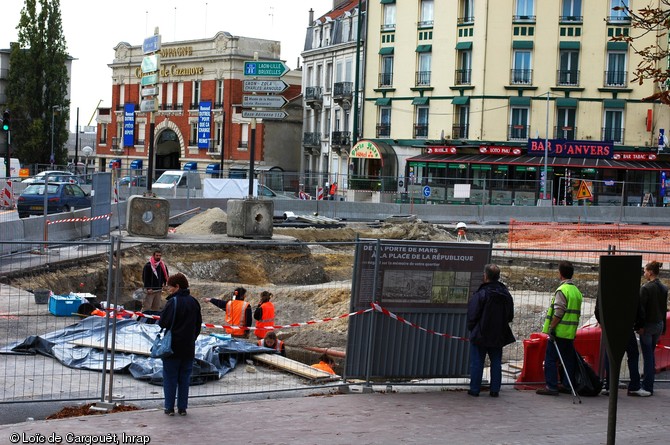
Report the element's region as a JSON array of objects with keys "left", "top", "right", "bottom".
[{"left": 456, "top": 222, "right": 467, "bottom": 229}]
